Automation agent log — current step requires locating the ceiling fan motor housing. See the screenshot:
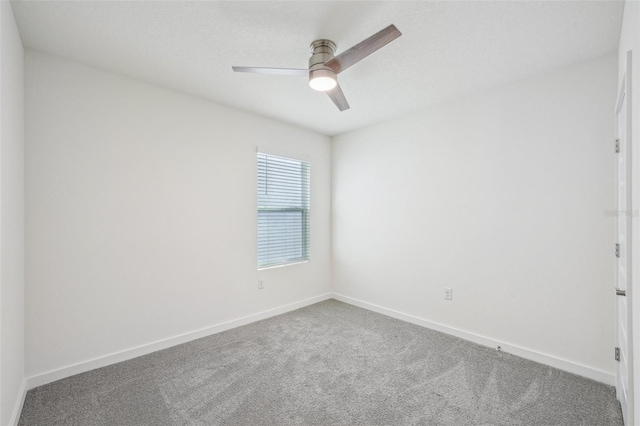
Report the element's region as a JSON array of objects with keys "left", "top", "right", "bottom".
[{"left": 309, "top": 39, "right": 337, "bottom": 84}]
